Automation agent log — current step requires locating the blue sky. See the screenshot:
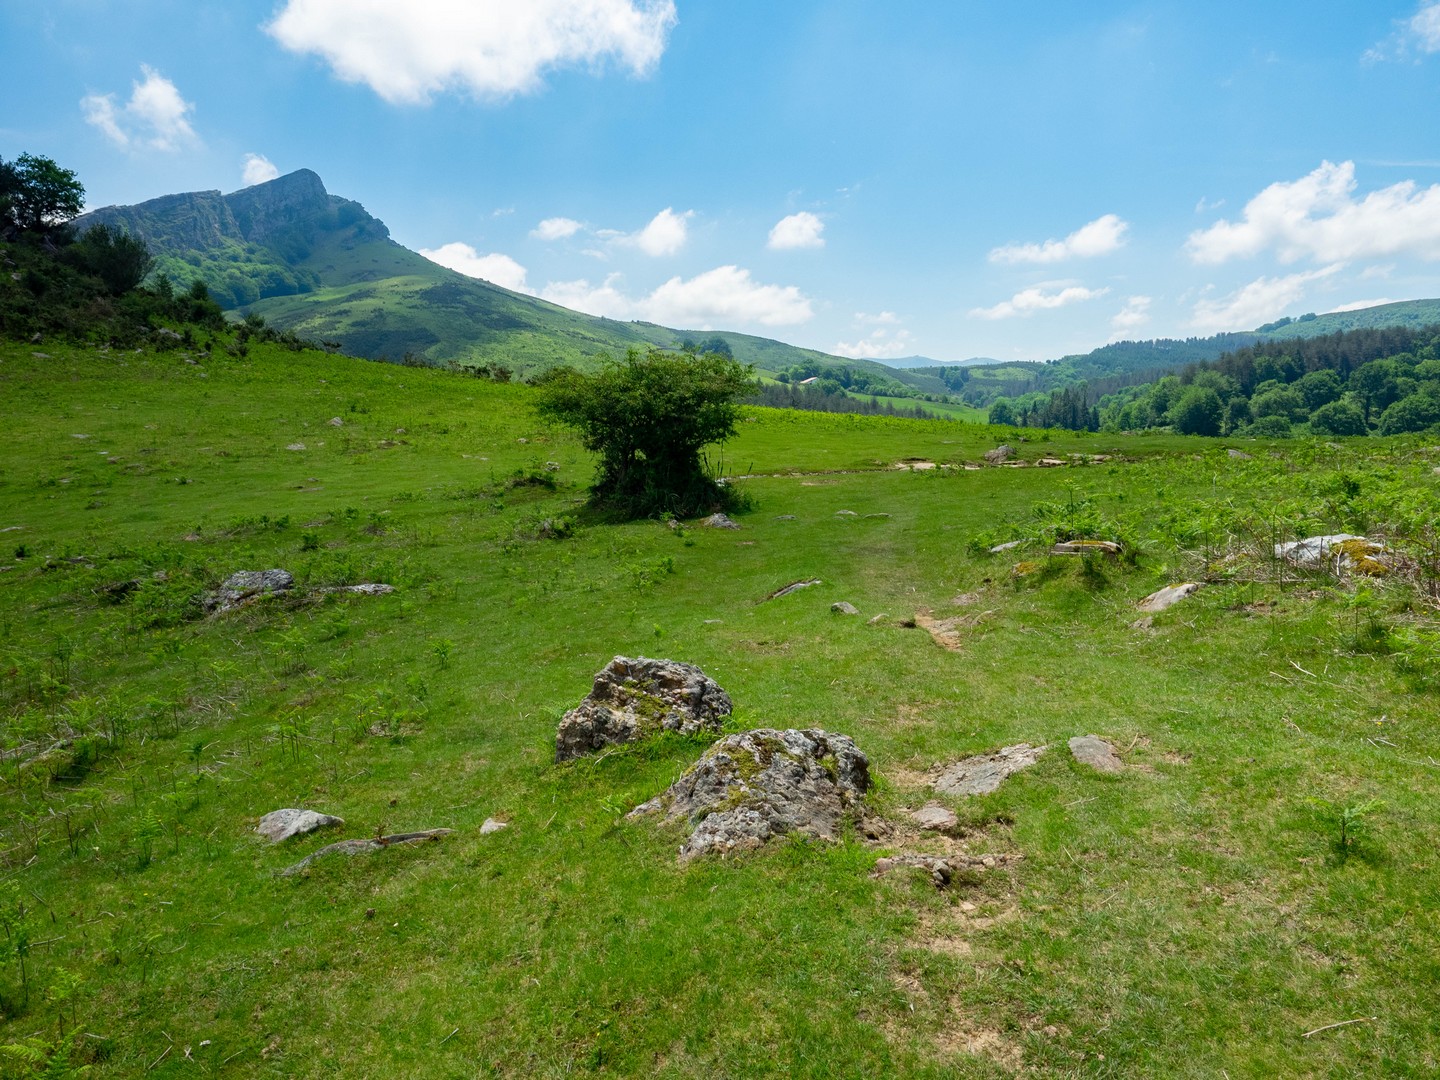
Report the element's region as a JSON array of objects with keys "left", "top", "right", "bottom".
[{"left": 5, "top": 1, "right": 1440, "bottom": 362}]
